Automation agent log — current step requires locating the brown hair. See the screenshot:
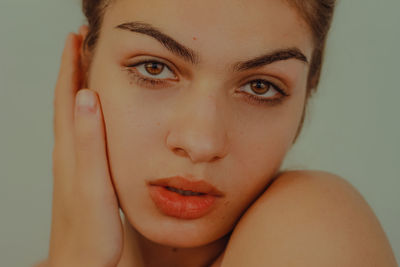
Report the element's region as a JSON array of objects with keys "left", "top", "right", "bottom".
[
  {"left": 81, "top": 0, "right": 336, "bottom": 141},
  {"left": 82, "top": 0, "right": 111, "bottom": 54},
  {"left": 288, "top": 0, "right": 336, "bottom": 97}
]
